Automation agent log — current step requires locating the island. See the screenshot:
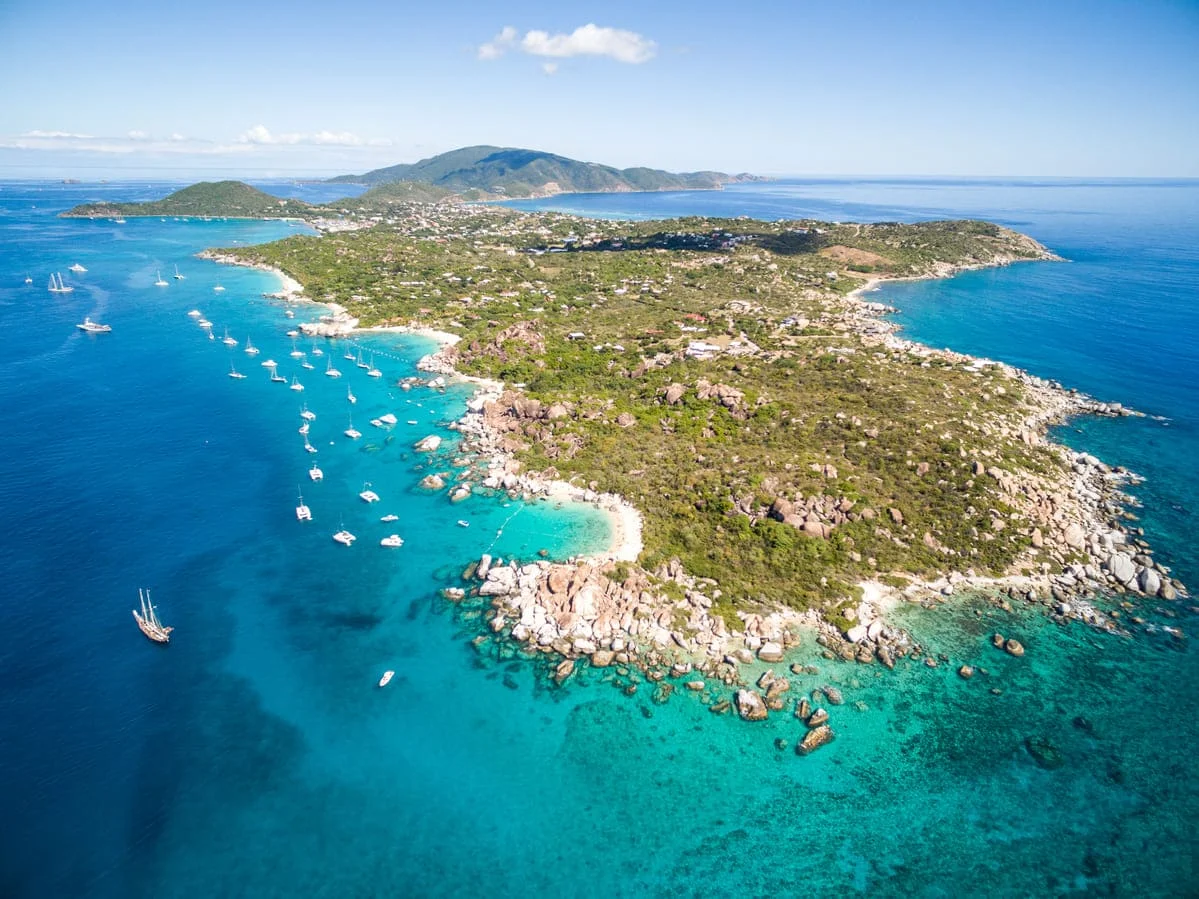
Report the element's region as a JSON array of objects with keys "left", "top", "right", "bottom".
[{"left": 72, "top": 178, "right": 1187, "bottom": 744}]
